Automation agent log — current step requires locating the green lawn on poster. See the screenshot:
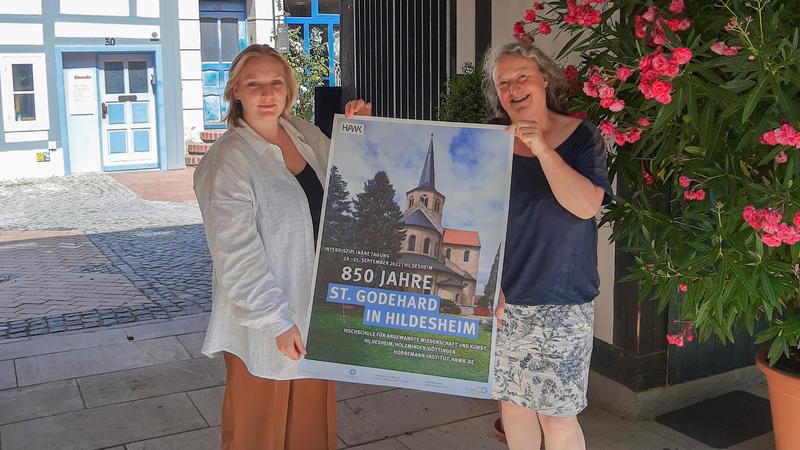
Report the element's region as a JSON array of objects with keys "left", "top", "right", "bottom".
[{"left": 305, "top": 302, "right": 492, "bottom": 382}]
